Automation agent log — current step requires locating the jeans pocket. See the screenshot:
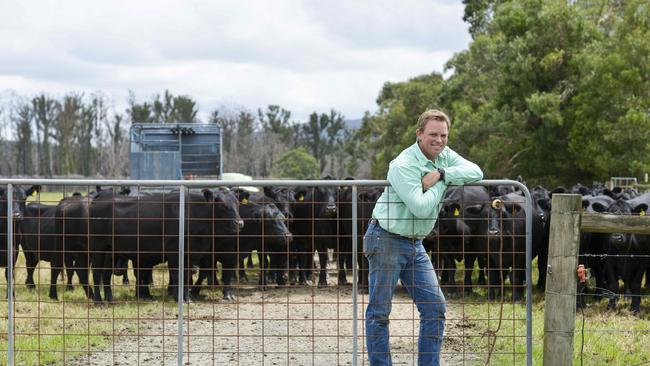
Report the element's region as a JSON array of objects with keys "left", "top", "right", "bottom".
[{"left": 363, "top": 233, "right": 379, "bottom": 259}]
